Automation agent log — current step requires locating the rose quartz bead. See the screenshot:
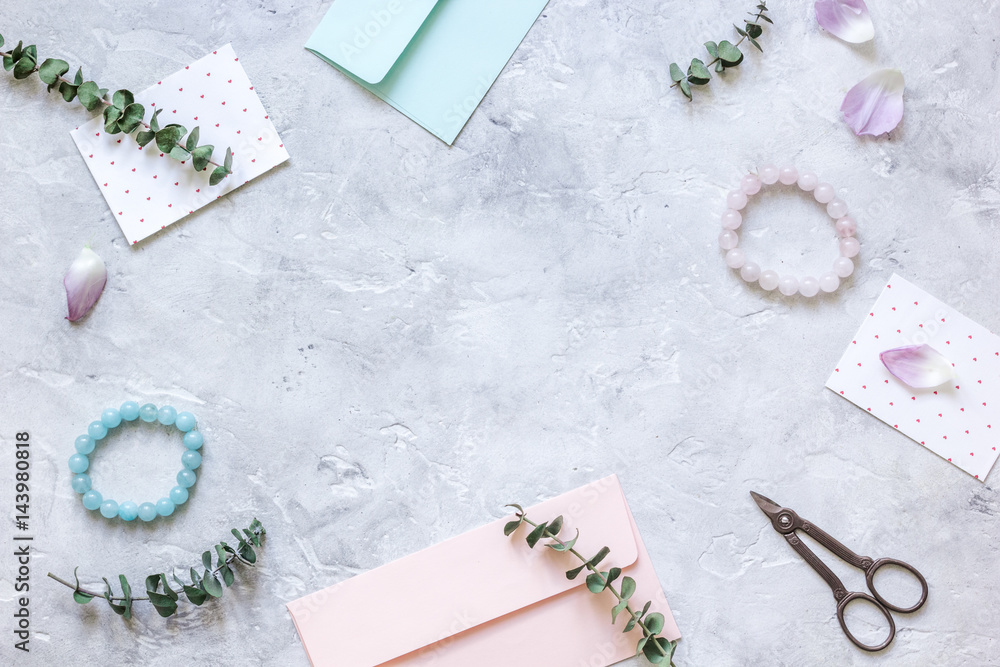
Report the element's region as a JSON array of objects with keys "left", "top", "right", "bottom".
[
  {"left": 833, "top": 256, "right": 854, "bottom": 278},
  {"left": 840, "top": 237, "right": 860, "bottom": 258},
  {"left": 760, "top": 165, "right": 780, "bottom": 185},
  {"left": 740, "top": 261, "right": 761, "bottom": 283},
  {"left": 740, "top": 174, "right": 762, "bottom": 195},
  {"left": 719, "top": 230, "right": 739, "bottom": 250},
  {"left": 778, "top": 166, "right": 798, "bottom": 185},
  {"left": 797, "top": 171, "right": 818, "bottom": 191},
  {"left": 799, "top": 276, "right": 820, "bottom": 297},
  {"left": 814, "top": 183, "right": 836, "bottom": 204},
  {"left": 826, "top": 198, "right": 848, "bottom": 219},
  {"left": 835, "top": 216, "right": 857, "bottom": 237},
  {"left": 778, "top": 275, "right": 799, "bottom": 296},
  {"left": 721, "top": 209, "right": 743, "bottom": 230},
  {"left": 725, "top": 248, "right": 746, "bottom": 269},
  {"left": 819, "top": 272, "right": 840, "bottom": 293},
  {"left": 727, "top": 189, "right": 748, "bottom": 210},
  {"left": 759, "top": 270, "right": 779, "bottom": 291}
]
